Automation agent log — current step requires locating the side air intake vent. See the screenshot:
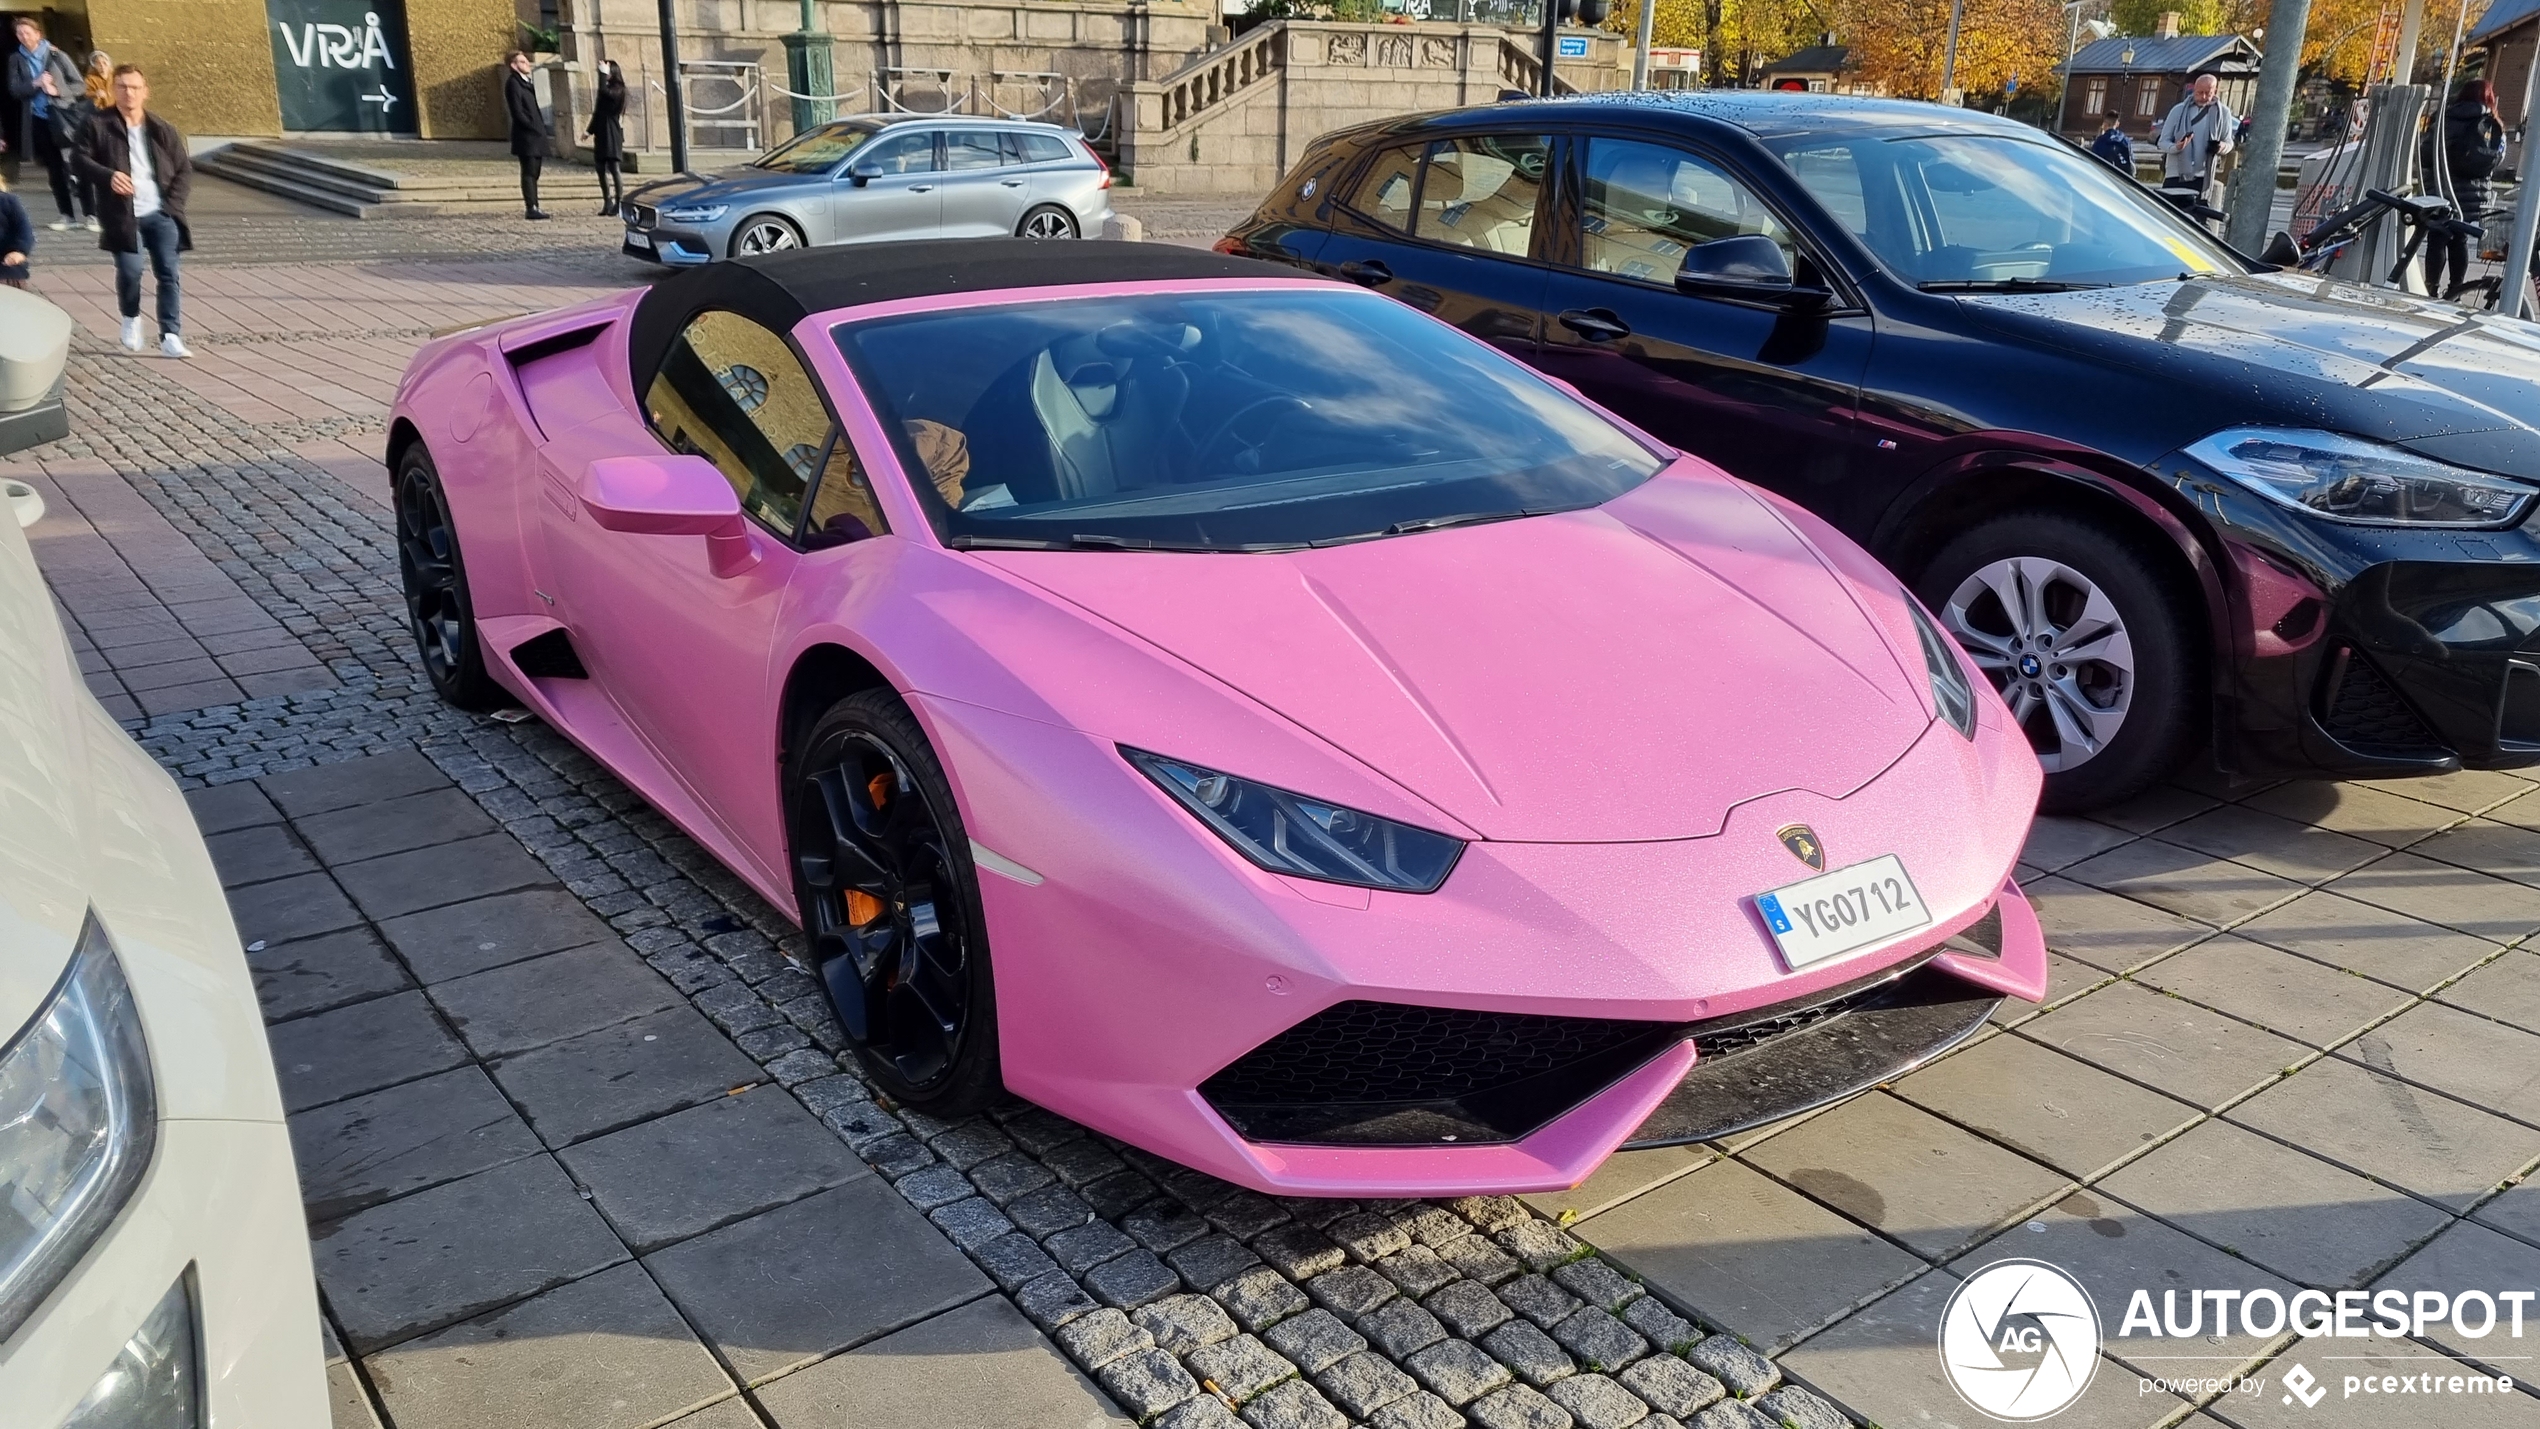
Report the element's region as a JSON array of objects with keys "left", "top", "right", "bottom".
[{"left": 510, "top": 629, "right": 587, "bottom": 680}]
